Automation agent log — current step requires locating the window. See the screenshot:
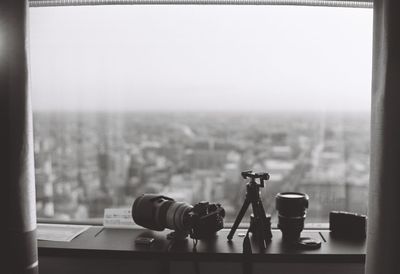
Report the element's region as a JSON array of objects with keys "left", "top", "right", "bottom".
[{"left": 30, "top": 5, "right": 372, "bottom": 223}]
